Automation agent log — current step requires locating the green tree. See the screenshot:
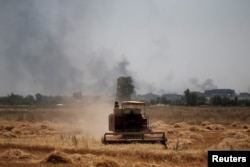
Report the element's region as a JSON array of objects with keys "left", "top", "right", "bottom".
[
  {"left": 210, "top": 95, "right": 222, "bottom": 105},
  {"left": 160, "top": 96, "right": 167, "bottom": 105},
  {"left": 156, "top": 96, "right": 161, "bottom": 104},
  {"left": 222, "top": 97, "right": 230, "bottom": 106},
  {"left": 150, "top": 99, "right": 156, "bottom": 105},
  {"left": 189, "top": 92, "right": 198, "bottom": 106},
  {"left": 23, "top": 95, "right": 35, "bottom": 105},
  {"left": 7, "top": 93, "right": 24, "bottom": 105},
  {"left": 35, "top": 93, "right": 42, "bottom": 103},
  {"left": 116, "top": 76, "right": 135, "bottom": 102},
  {"left": 184, "top": 89, "right": 190, "bottom": 106},
  {"left": 197, "top": 95, "right": 207, "bottom": 105}
]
